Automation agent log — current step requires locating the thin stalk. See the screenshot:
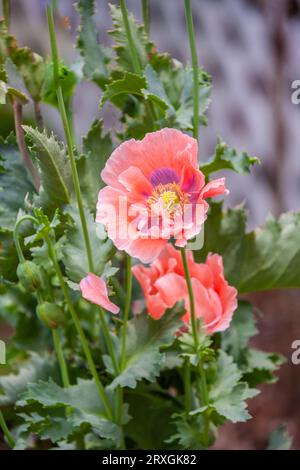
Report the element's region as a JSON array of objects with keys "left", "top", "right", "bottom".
[
  {"left": 180, "top": 247, "right": 209, "bottom": 439},
  {"left": 2, "top": 0, "right": 10, "bottom": 30},
  {"left": 45, "top": 232, "right": 113, "bottom": 420},
  {"left": 120, "top": 255, "right": 132, "bottom": 370},
  {"left": 36, "top": 290, "right": 70, "bottom": 389},
  {"left": 120, "top": 0, "right": 141, "bottom": 74},
  {"left": 0, "top": 410, "right": 15, "bottom": 449},
  {"left": 116, "top": 255, "right": 132, "bottom": 437},
  {"left": 141, "top": 0, "right": 150, "bottom": 35},
  {"left": 46, "top": 5, "right": 93, "bottom": 272},
  {"left": 13, "top": 99, "right": 40, "bottom": 190},
  {"left": 52, "top": 329, "right": 70, "bottom": 388},
  {"left": 14, "top": 215, "right": 113, "bottom": 420},
  {"left": 33, "top": 101, "right": 44, "bottom": 130},
  {"left": 183, "top": 358, "right": 192, "bottom": 413},
  {"left": 184, "top": 0, "right": 199, "bottom": 142},
  {"left": 99, "top": 308, "right": 119, "bottom": 375}
]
